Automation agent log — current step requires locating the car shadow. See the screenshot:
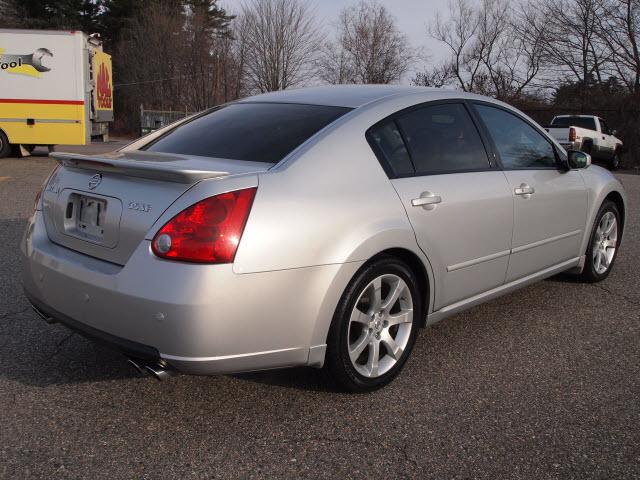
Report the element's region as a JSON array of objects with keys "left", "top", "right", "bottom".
[
  {"left": 547, "top": 272, "right": 583, "bottom": 283},
  {"left": 0, "top": 217, "right": 140, "bottom": 386},
  {"left": 232, "top": 367, "right": 334, "bottom": 392},
  {"left": 0, "top": 317, "right": 146, "bottom": 387}
]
